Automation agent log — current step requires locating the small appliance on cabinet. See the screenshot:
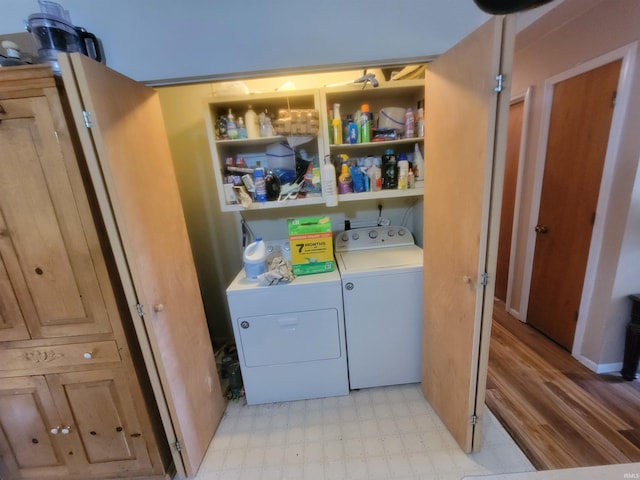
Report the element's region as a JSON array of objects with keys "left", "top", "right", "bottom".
[
  {"left": 226, "top": 240, "right": 349, "bottom": 405},
  {"left": 335, "top": 226, "right": 423, "bottom": 390}
]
